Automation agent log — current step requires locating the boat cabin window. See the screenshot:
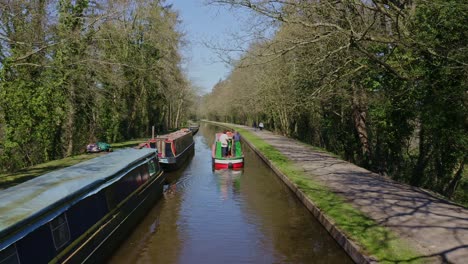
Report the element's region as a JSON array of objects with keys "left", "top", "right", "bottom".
[
  {"left": 0, "top": 244, "right": 20, "bottom": 264},
  {"left": 148, "top": 159, "right": 156, "bottom": 176},
  {"left": 165, "top": 143, "right": 174, "bottom": 157},
  {"left": 49, "top": 213, "right": 71, "bottom": 250},
  {"left": 149, "top": 142, "right": 156, "bottom": 149}
]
